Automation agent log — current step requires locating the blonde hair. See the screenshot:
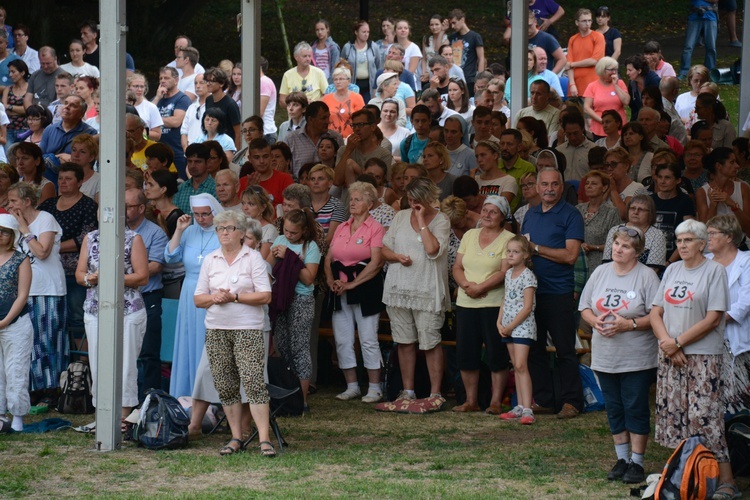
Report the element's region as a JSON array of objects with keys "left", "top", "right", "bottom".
[
  {"left": 424, "top": 141, "right": 452, "bottom": 172},
  {"left": 309, "top": 164, "right": 334, "bottom": 181}
]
